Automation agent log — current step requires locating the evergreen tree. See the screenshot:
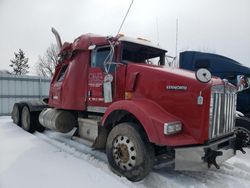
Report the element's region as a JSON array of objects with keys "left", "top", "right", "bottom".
[{"left": 10, "top": 49, "right": 29, "bottom": 75}]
